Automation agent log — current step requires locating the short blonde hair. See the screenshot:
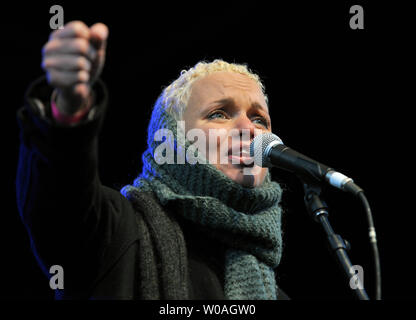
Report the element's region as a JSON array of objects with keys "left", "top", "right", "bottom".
[{"left": 161, "top": 59, "right": 268, "bottom": 120}]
